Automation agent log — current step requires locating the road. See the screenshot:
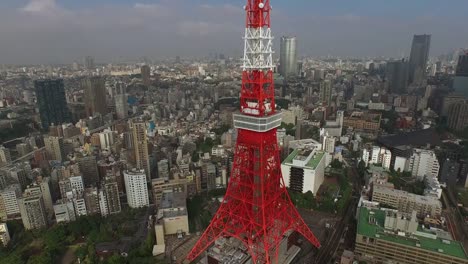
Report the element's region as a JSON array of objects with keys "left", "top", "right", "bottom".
[{"left": 313, "top": 159, "right": 361, "bottom": 264}]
